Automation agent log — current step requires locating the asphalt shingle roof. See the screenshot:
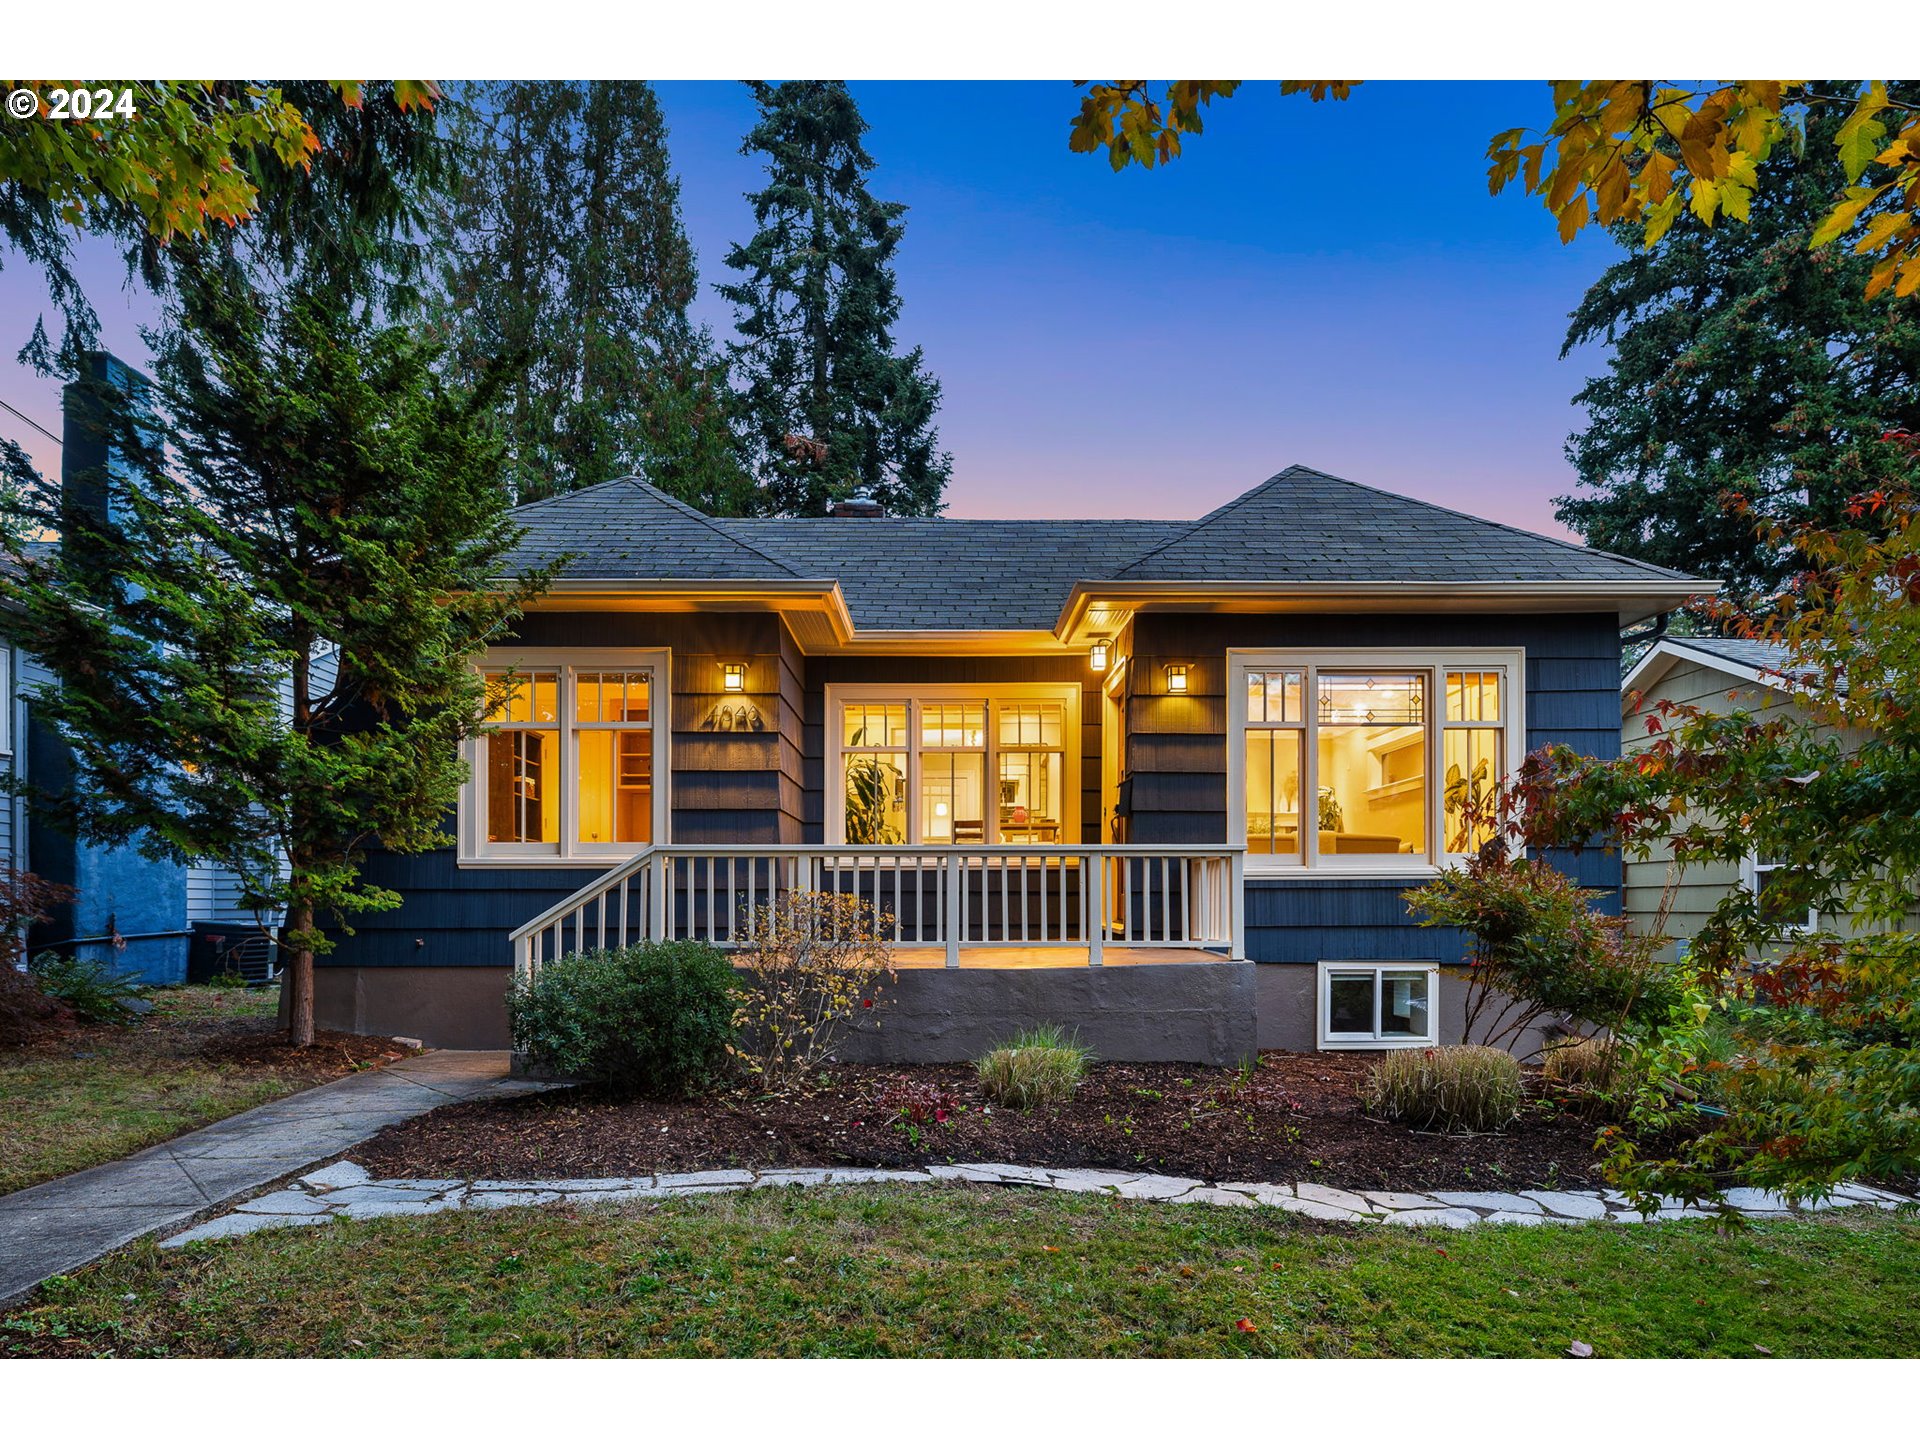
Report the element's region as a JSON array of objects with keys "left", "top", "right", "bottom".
[
  {"left": 1113, "top": 467, "right": 1694, "bottom": 583},
  {"left": 1665, "top": 636, "right": 1794, "bottom": 673},
  {"left": 503, "top": 465, "right": 1701, "bottom": 632},
  {"left": 506, "top": 477, "right": 802, "bottom": 581}
]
